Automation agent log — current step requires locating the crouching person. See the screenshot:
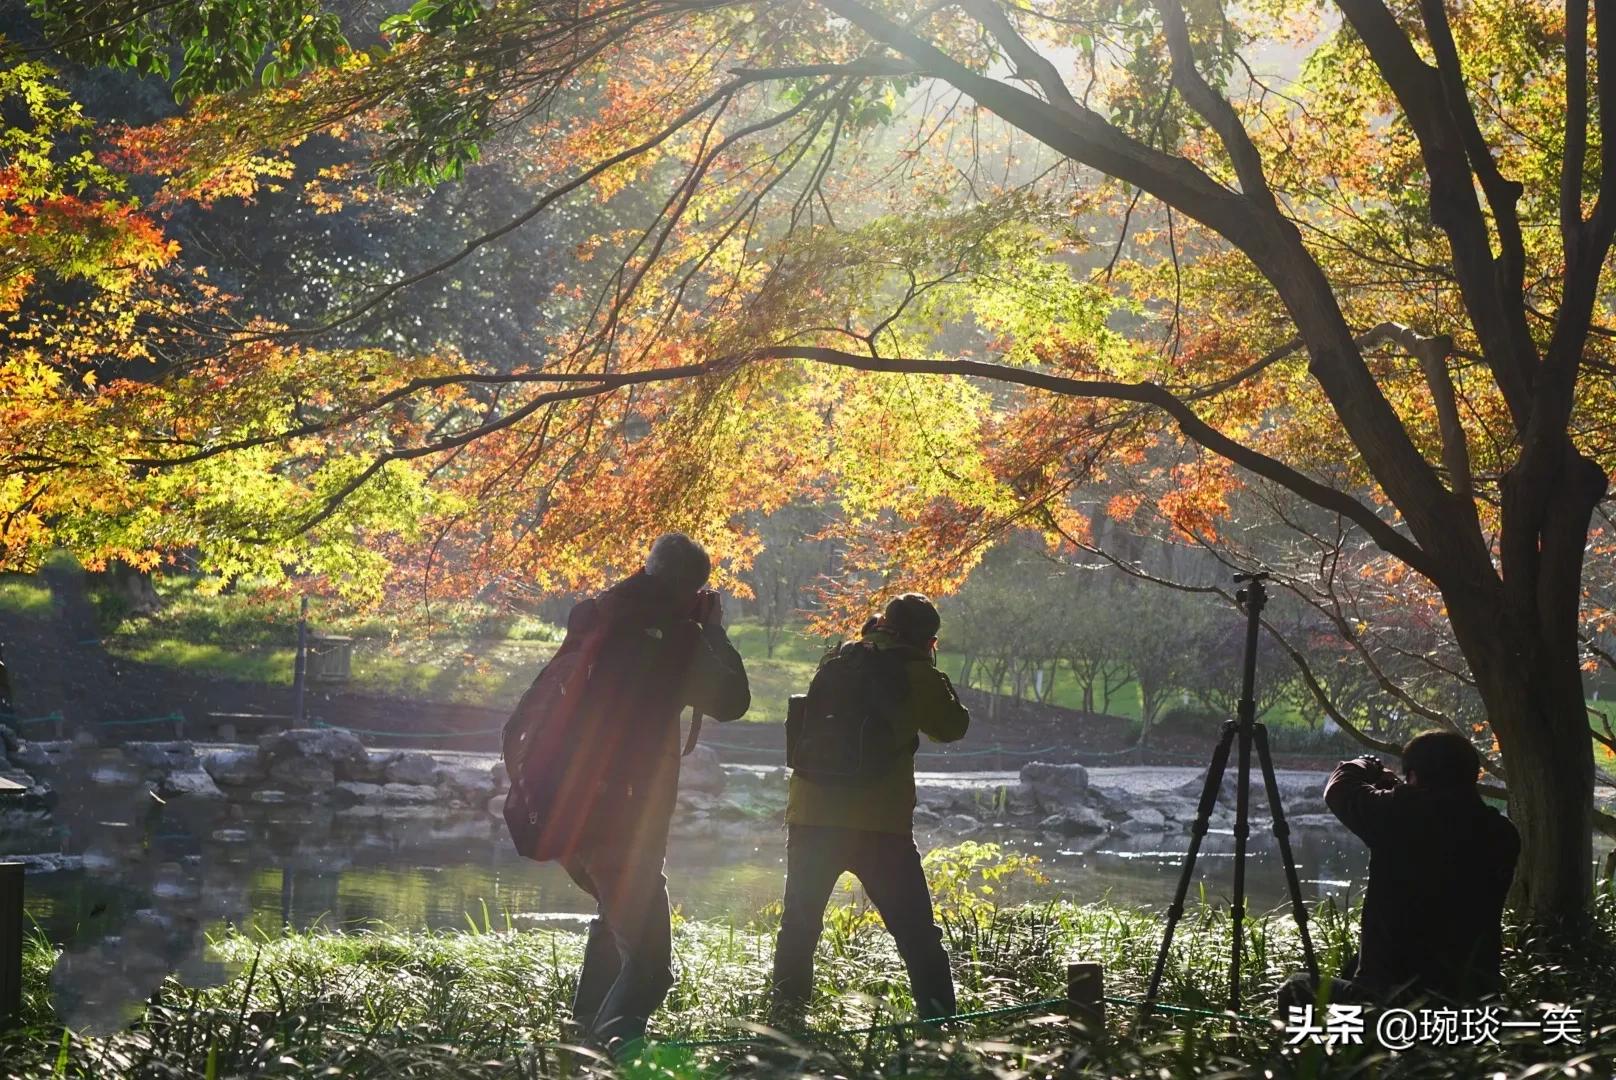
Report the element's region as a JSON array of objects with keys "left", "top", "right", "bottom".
[
  {"left": 1278, "top": 730, "right": 1519, "bottom": 1012},
  {"left": 770, "top": 593, "right": 970, "bottom": 1022}
]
